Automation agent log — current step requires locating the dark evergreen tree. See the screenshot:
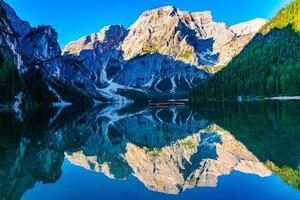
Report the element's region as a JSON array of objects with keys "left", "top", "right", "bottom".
[{"left": 190, "top": 0, "right": 300, "bottom": 102}]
